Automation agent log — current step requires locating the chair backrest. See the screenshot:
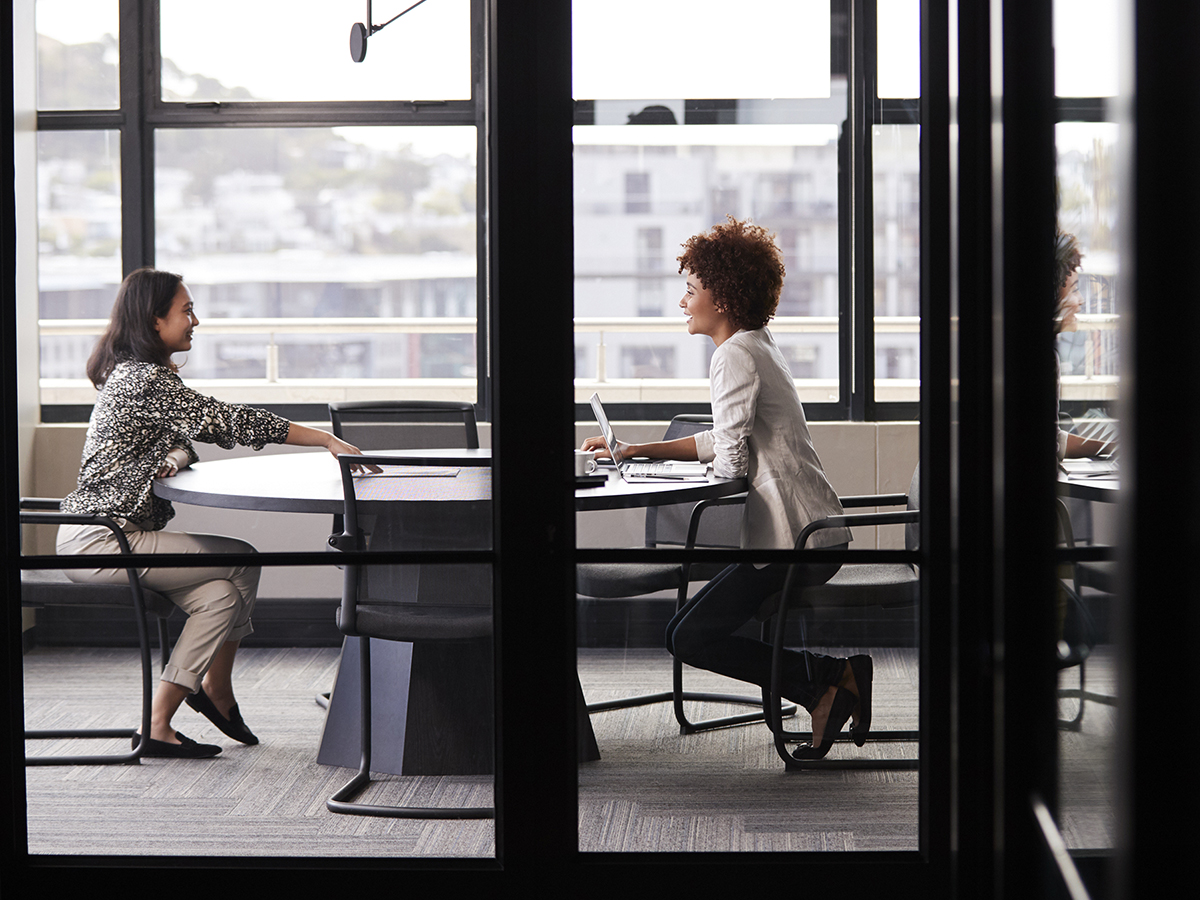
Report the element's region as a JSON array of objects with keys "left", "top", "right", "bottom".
[
  {"left": 334, "top": 454, "right": 492, "bottom": 641},
  {"left": 645, "top": 415, "right": 744, "bottom": 552},
  {"left": 329, "top": 401, "right": 480, "bottom": 451}
]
